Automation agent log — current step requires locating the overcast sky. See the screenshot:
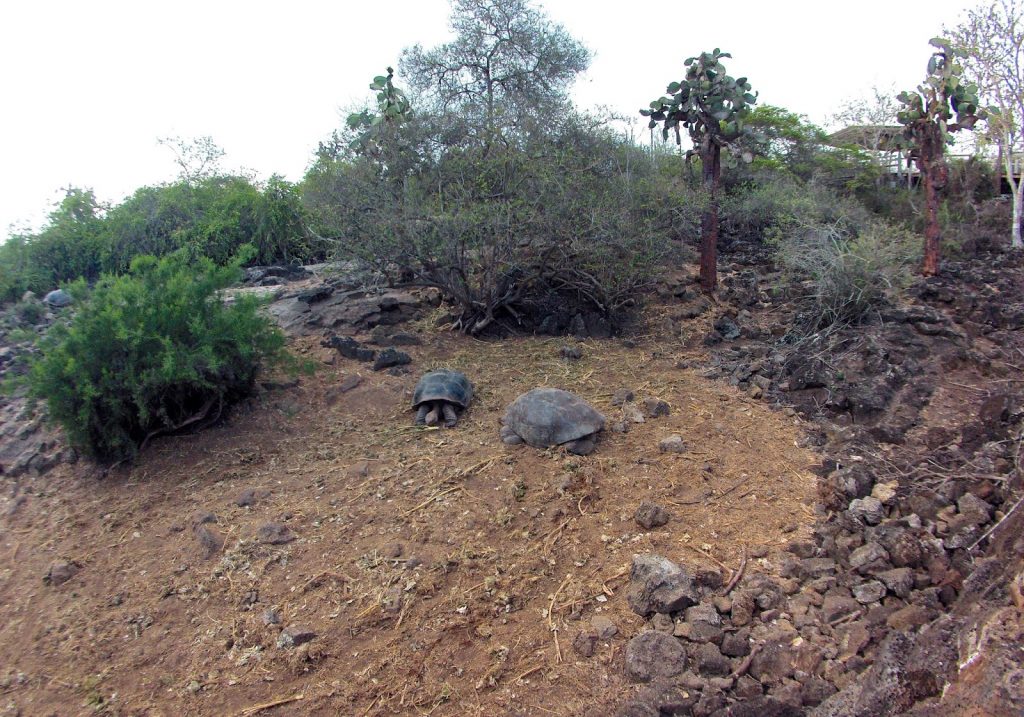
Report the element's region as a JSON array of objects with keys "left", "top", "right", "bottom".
[{"left": 0, "top": 0, "right": 980, "bottom": 240}]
